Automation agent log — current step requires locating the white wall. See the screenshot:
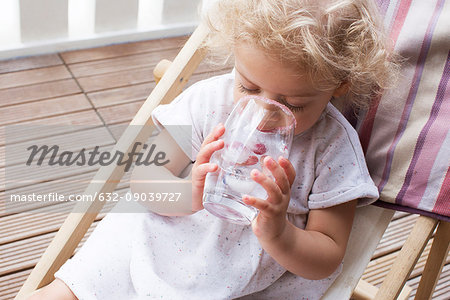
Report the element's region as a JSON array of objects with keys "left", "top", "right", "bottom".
[{"left": 0, "top": 0, "right": 201, "bottom": 60}]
